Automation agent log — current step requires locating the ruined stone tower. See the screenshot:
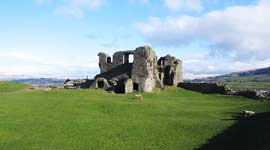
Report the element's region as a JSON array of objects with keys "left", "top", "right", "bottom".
[
  {"left": 64, "top": 46, "right": 182, "bottom": 93},
  {"left": 92, "top": 46, "right": 182, "bottom": 93},
  {"left": 131, "top": 46, "right": 163, "bottom": 92}
]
